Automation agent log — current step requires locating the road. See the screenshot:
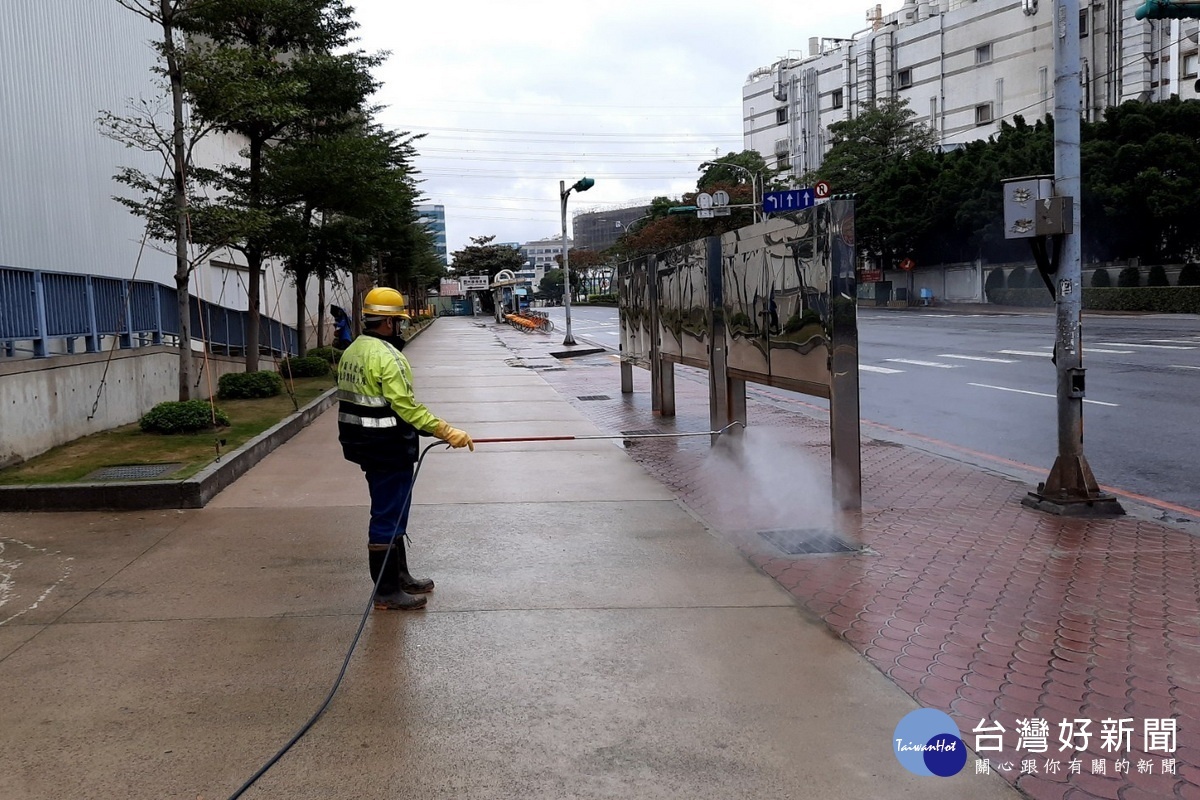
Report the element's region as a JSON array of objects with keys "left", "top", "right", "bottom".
[{"left": 542, "top": 304, "right": 1200, "bottom": 515}]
